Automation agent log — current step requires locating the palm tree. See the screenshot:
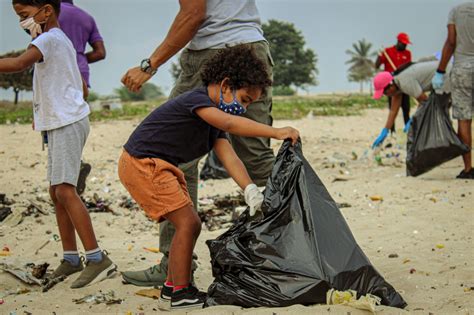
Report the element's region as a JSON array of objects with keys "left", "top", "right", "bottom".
[{"left": 346, "top": 39, "right": 377, "bottom": 93}]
